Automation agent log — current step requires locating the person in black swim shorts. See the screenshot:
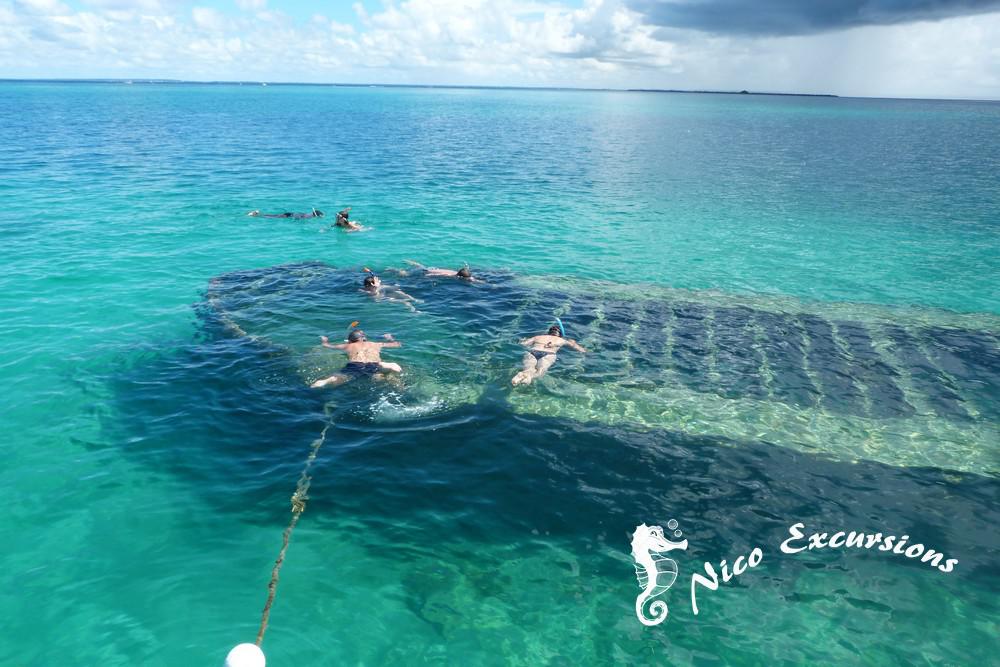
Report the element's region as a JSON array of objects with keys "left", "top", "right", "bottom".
[{"left": 311, "top": 328, "right": 403, "bottom": 388}]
